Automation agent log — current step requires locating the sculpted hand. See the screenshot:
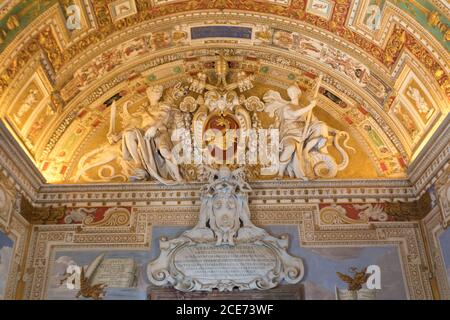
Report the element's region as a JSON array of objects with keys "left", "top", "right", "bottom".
[
  {"left": 145, "top": 127, "right": 157, "bottom": 140},
  {"left": 107, "top": 133, "right": 121, "bottom": 144}
]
